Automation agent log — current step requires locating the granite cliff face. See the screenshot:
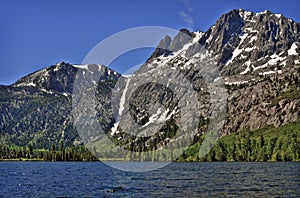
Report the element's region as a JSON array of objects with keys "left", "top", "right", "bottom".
[
  {"left": 139, "top": 9, "right": 300, "bottom": 139},
  {"left": 0, "top": 9, "right": 299, "bottom": 150}
]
